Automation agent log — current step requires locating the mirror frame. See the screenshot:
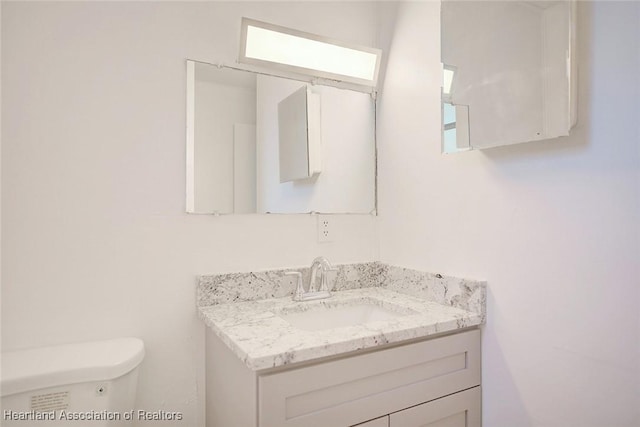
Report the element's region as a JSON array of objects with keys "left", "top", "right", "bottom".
[{"left": 185, "top": 59, "right": 378, "bottom": 216}]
